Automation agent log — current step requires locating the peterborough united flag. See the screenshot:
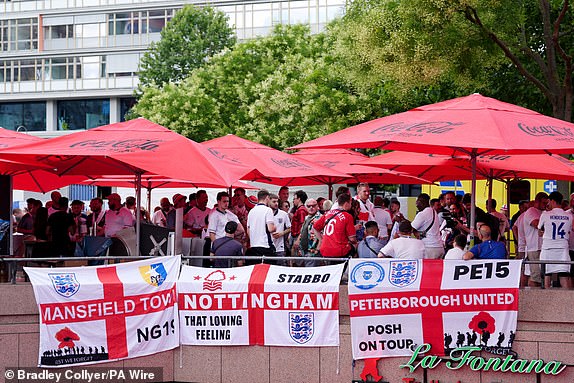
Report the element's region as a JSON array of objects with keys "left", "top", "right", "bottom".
[
  {"left": 25, "top": 256, "right": 181, "bottom": 367},
  {"left": 179, "top": 263, "right": 344, "bottom": 347},
  {"left": 348, "top": 259, "right": 521, "bottom": 359}
]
